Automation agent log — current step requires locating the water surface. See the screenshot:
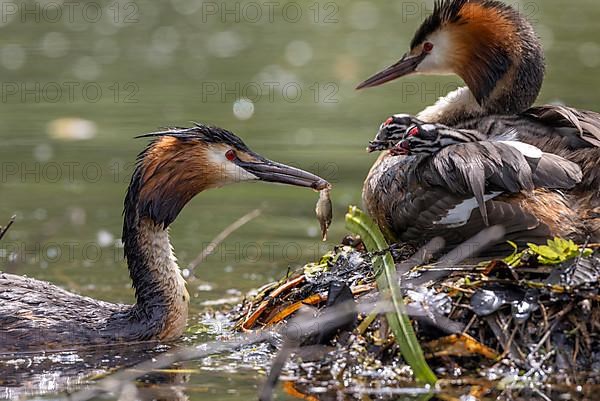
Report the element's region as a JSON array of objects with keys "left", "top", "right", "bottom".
[{"left": 1, "top": 0, "right": 599, "bottom": 399}]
